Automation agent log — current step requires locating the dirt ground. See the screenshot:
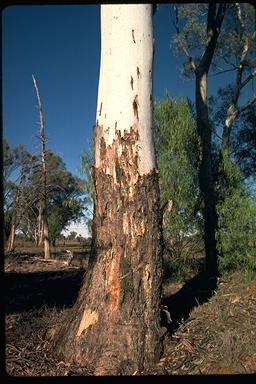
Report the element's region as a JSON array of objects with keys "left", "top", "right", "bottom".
[{"left": 5, "top": 253, "right": 256, "bottom": 376}]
